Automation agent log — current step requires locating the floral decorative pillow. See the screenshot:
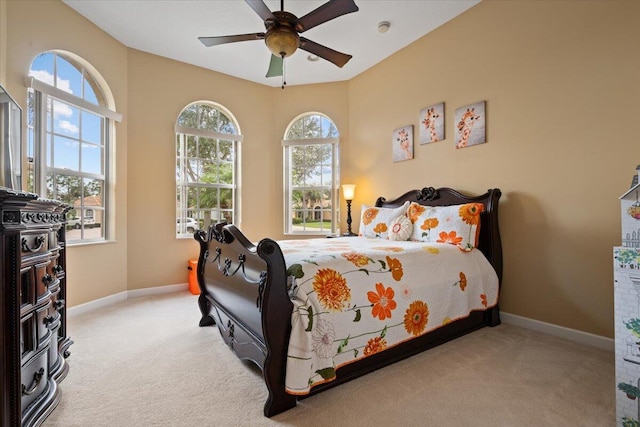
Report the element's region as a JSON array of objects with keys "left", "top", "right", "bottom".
[
  {"left": 388, "top": 215, "right": 413, "bottom": 241},
  {"left": 359, "top": 202, "right": 410, "bottom": 239},
  {"left": 407, "top": 202, "right": 484, "bottom": 251}
]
